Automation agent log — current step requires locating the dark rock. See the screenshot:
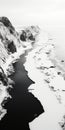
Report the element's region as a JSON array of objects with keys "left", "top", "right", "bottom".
[
  {"left": 25, "top": 29, "right": 35, "bottom": 41},
  {"left": 2, "top": 38, "right": 17, "bottom": 54},
  {"left": 50, "top": 66, "right": 55, "bottom": 68},
  {"left": 57, "top": 72, "right": 61, "bottom": 75},
  {"left": 28, "top": 33, "right": 35, "bottom": 41},
  {"left": 0, "top": 33, "right": 3, "bottom": 41},
  {"left": 0, "top": 17, "right": 15, "bottom": 34},
  {"left": 0, "top": 66, "right": 8, "bottom": 85},
  {"left": 20, "top": 27, "right": 36, "bottom": 42},
  {"left": 61, "top": 60, "right": 64, "bottom": 63},
  {"left": 20, "top": 30, "right": 27, "bottom": 41},
  {"left": 8, "top": 41, "right": 16, "bottom": 53}
]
